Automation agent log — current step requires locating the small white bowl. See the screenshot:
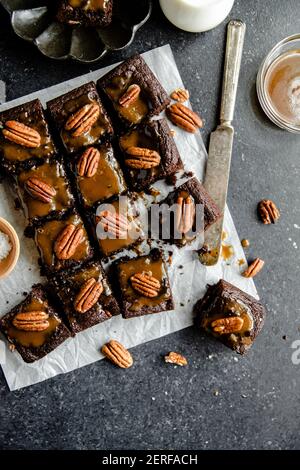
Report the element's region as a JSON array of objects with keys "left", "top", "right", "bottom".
[{"left": 0, "top": 217, "right": 20, "bottom": 280}]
